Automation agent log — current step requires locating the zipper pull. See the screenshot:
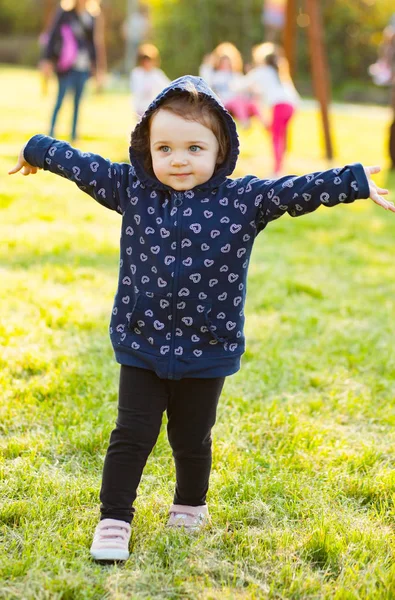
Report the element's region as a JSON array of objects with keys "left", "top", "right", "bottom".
[{"left": 174, "top": 192, "right": 183, "bottom": 207}]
